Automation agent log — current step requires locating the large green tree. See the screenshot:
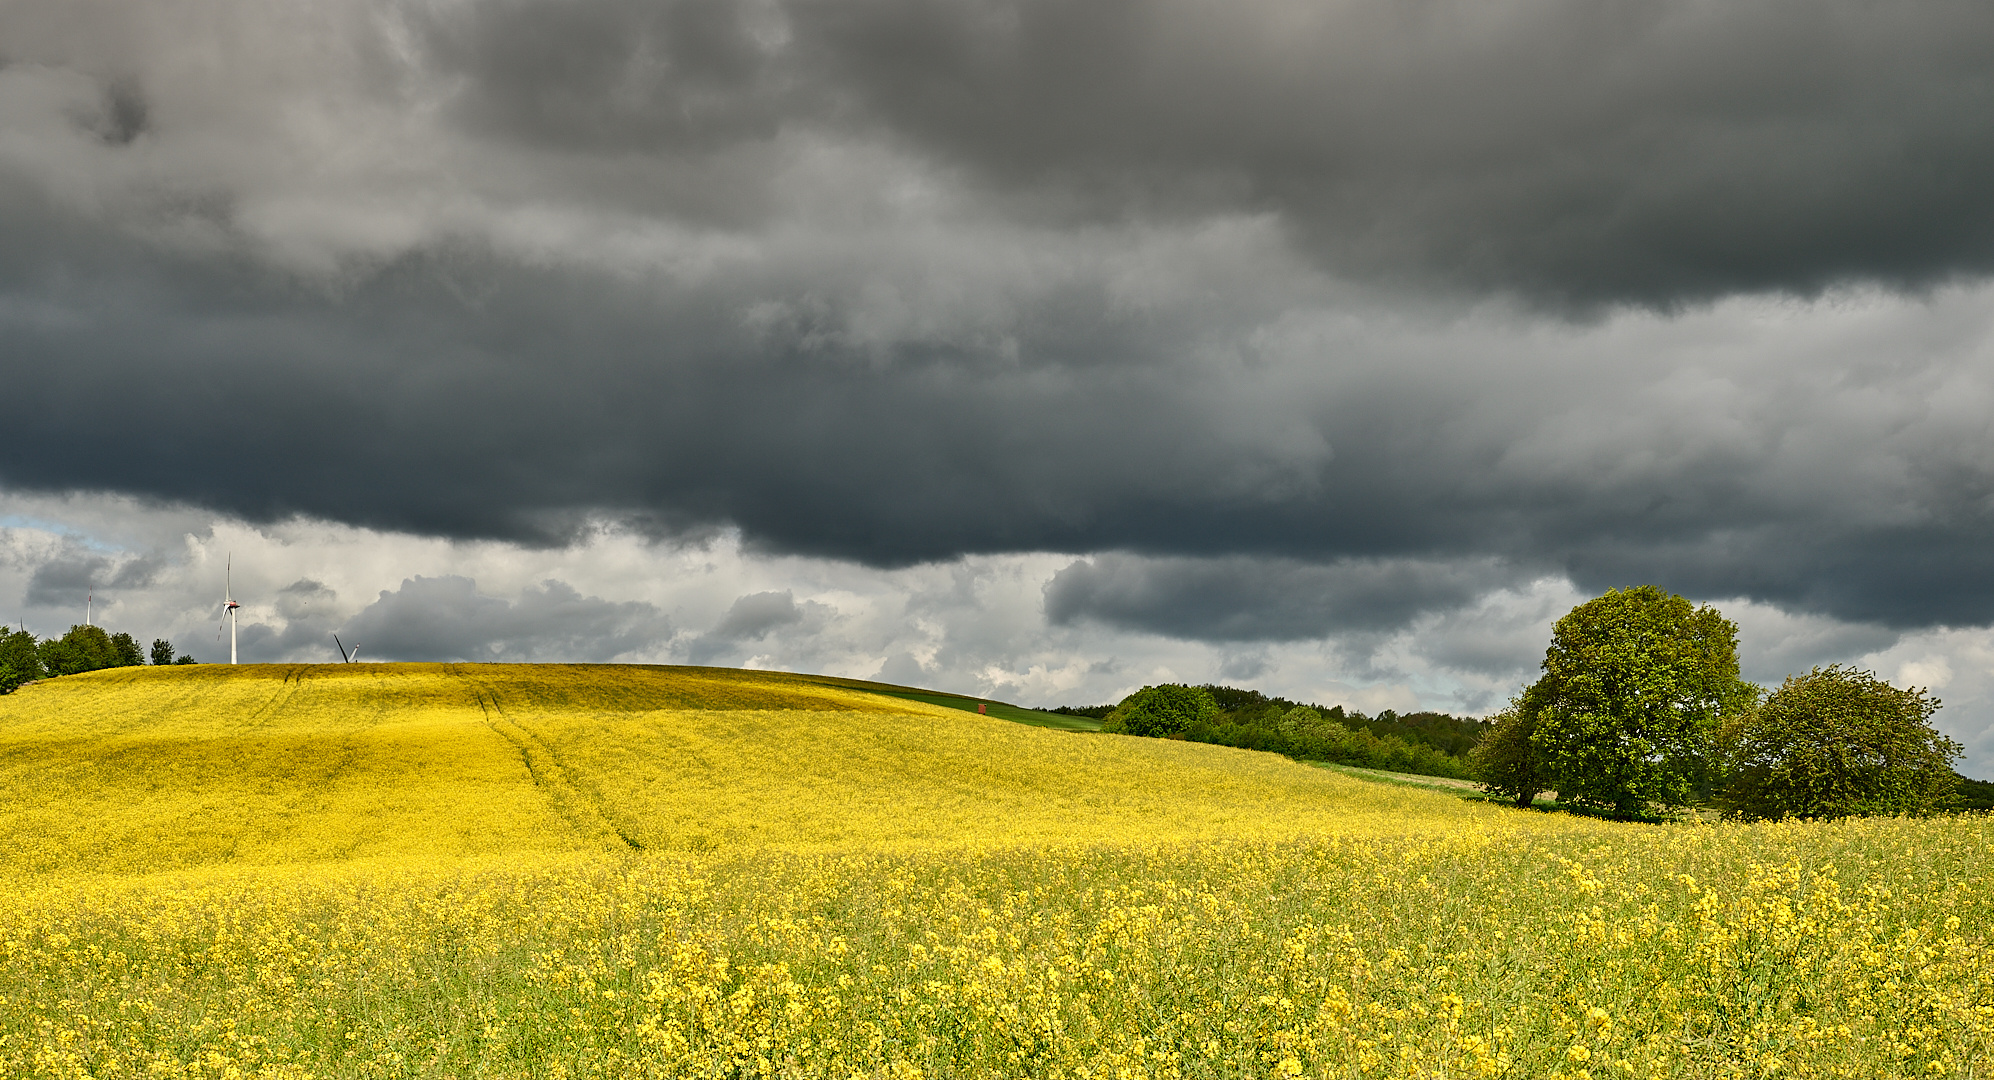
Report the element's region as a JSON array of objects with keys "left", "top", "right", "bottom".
[
  {"left": 109, "top": 631, "right": 144, "bottom": 668},
  {"left": 1525, "top": 586, "right": 1757, "bottom": 818},
  {"left": 1718, "top": 665, "right": 1960, "bottom": 819}
]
